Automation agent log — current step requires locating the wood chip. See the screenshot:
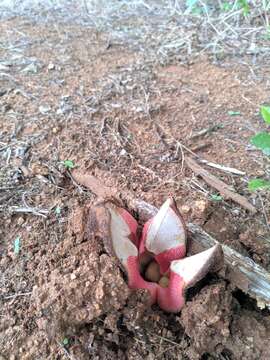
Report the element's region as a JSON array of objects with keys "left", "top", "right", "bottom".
[
  {"left": 72, "top": 170, "right": 118, "bottom": 200},
  {"left": 185, "top": 156, "right": 257, "bottom": 214}
]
